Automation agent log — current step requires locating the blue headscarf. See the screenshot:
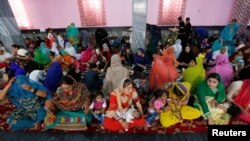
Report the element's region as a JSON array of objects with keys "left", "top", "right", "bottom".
[
  {"left": 8, "top": 75, "right": 52, "bottom": 108},
  {"left": 43, "top": 62, "right": 63, "bottom": 93}
]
